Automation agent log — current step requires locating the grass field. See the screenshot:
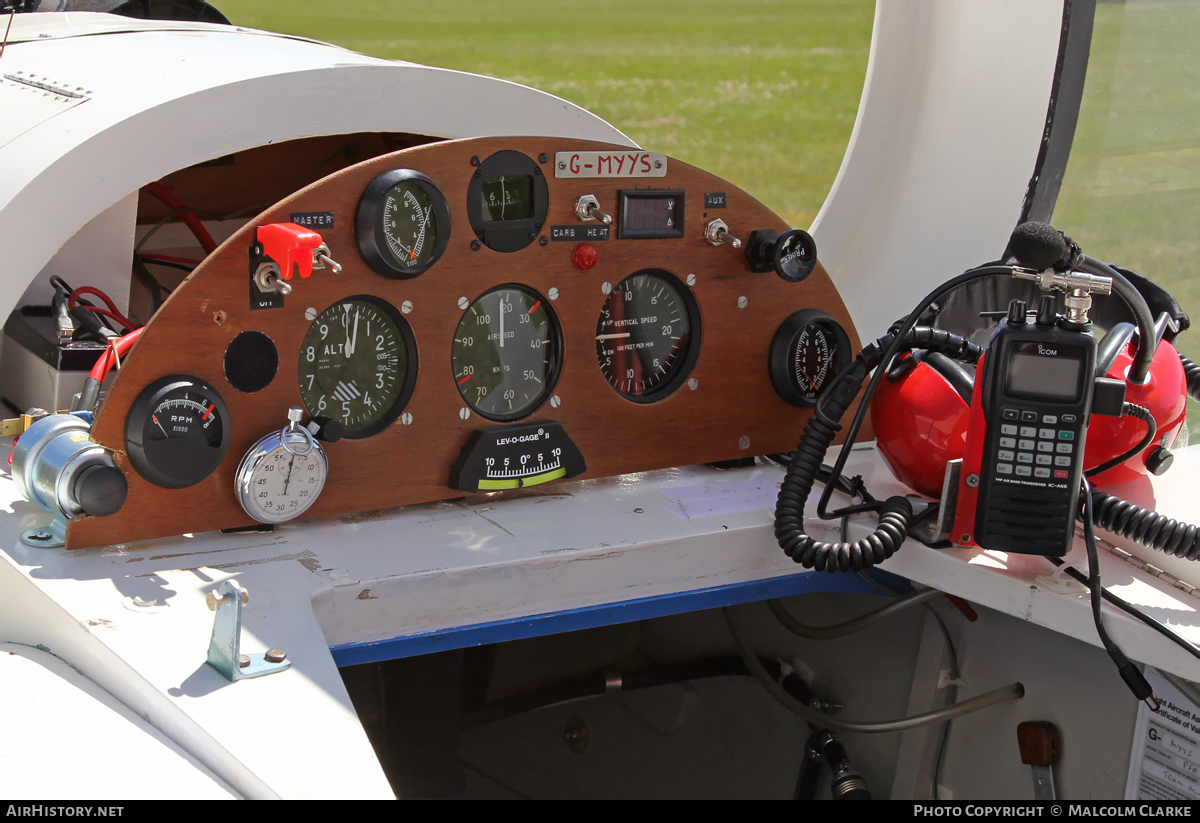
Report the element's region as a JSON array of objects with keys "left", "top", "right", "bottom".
[
  {"left": 1054, "top": 1, "right": 1200, "bottom": 360},
  {"left": 217, "top": 0, "right": 875, "bottom": 229}
]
